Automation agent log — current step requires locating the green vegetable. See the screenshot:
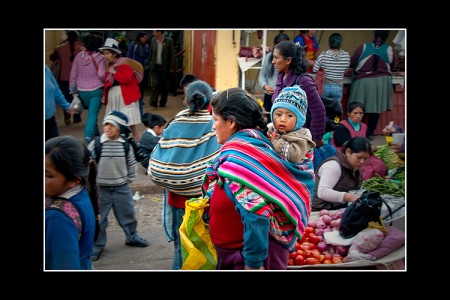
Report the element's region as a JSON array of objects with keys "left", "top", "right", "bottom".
[
  {"left": 374, "top": 145, "right": 405, "bottom": 170},
  {"left": 362, "top": 175, "right": 404, "bottom": 197}
]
